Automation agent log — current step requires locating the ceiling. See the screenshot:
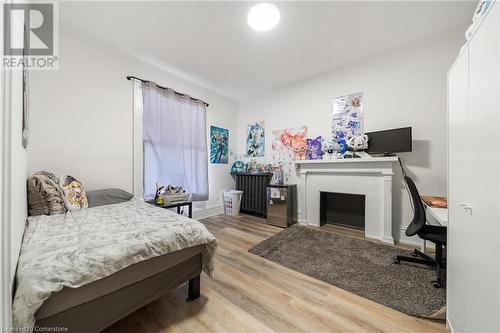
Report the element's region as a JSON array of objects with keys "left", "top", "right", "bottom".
[{"left": 60, "top": 1, "right": 475, "bottom": 100}]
